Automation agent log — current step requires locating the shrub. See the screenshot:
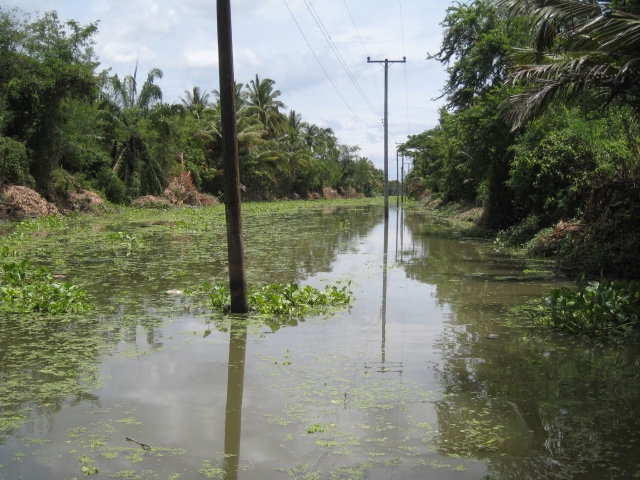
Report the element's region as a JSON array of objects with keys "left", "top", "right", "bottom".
[{"left": 0, "top": 136, "right": 33, "bottom": 187}]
